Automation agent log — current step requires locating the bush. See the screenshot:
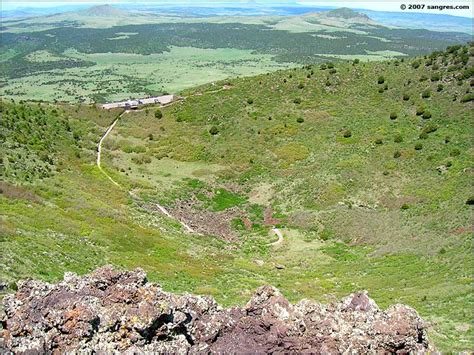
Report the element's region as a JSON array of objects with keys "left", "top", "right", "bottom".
[
  {"left": 378, "top": 87, "right": 384, "bottom": 93},
  {"left": 419, "top": 131, "right": 428, "bottom": 139},
  {"left": 419, "top": 75, "right": 428, "bottom": 82},
  {"left": 412, "top": 60, "right": 421, "bottom": 69},
  {"left": 401, "top": 203, "right": 410, "bottom": 210},
  {"left": 402, "top": 93, "right": 410, "bottom": 101},
  {"left": 466, "top": 196, "right": 474, "bottom": 205},
  {"left": 353, "top": 58, "right": 360, "bottom": 64},
  {"left": 327, "top": 62, "right": 334, "bottom": 69},
  {"left": 437, "top": 84, "right": 444, "bottom": 92},
  {"left": 154, "top": 109, "right": 162, "bottom": 119},
  {"left": 394, "top": 134, "right": 403, "bottom": 143},
  {"left": 342, "top": 129, "right": 352, "bottom": 138},
  {"left": 422, "top": 123, "right": 438, "bottom": 134},
  {"left": 209, "top": 126, "right": 219, "bottom": 135},
  {"left": 377, "top": 75, "right": 385, "bottom": 84},
  {"left": 384, "top": 84, "right": 388, "bottom": 91},
  {"left": 450, "top": 148, "right": 461, "bottom": 157},
  {"left": 374, "top": 138, "right": 383, "bottom": 145},
  {"left": 414, "top": 143, "right": 423, "bottom": 150},
  {"left": 329, "top": 68, "right": 337, "bottom": 74},
  {"left": 389, "top": 112, "right": 398, "bottom": 120},
  {"left": 460, "top": 93, "right": 474, "bottom": 103},
  {"left": 421, "top": 89, "right": 431, "bottom": 98},
  {"left": 293, "top": 98, "right": 301, "bottom": 104},
  {"left": 422, "top": 111, "right": 432, "bottom": 119},
  {"left": 319, "top": 63, "right": 327, "bottom": 70},
  {"left": 431, "top": 73, "right": 441, "bottom": 81},
  {"left": 247, "top": 98, "right": 254, "bottom": 105},
  {"left": 416, "top": 106, "right": 425, "bottom": 115},
  {"left": 394, "top": 150, "right": 401, "bottom": 158},
  {"left": 298, "top": 82, "right": 305, "bottom": 89},
  {"left": 296, "top": 117, "right": 304, "bottom": 123}
]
